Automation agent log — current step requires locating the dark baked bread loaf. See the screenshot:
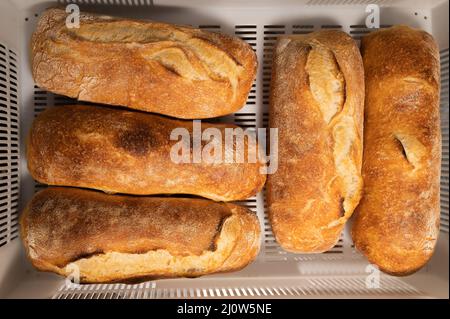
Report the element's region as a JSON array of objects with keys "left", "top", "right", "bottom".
[
  {"left": 27, "top": 105, "right": 266, "bottom": 201},
  {"left": 20, "top": 187, "right": 261, "bottom": 283}
]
